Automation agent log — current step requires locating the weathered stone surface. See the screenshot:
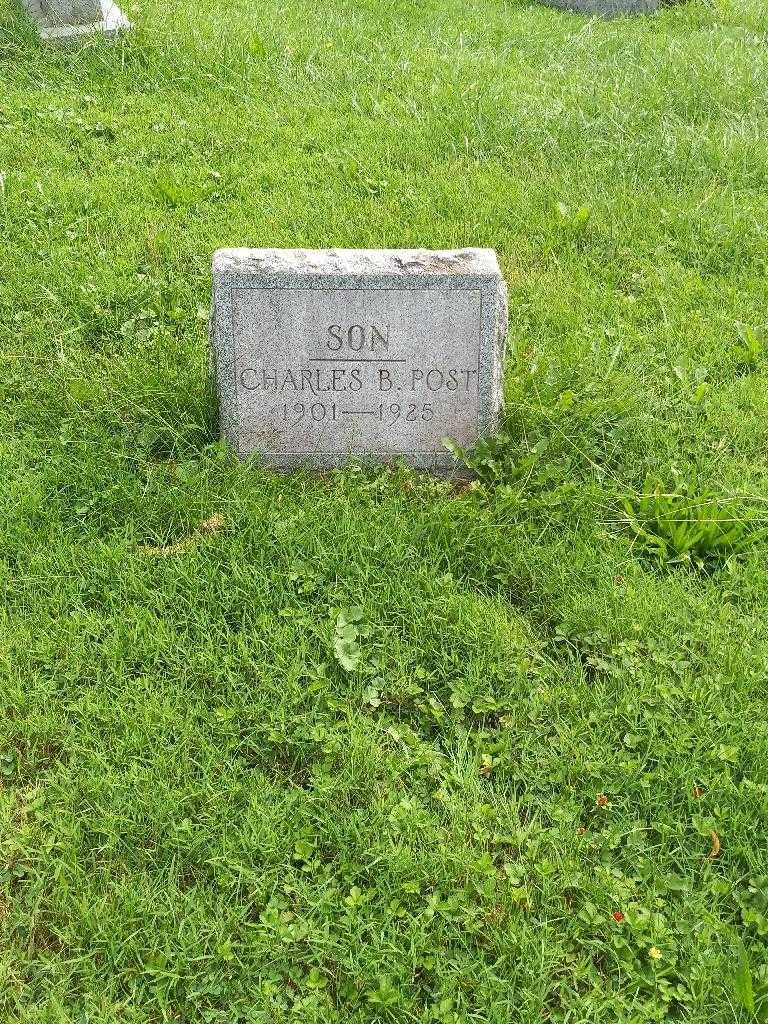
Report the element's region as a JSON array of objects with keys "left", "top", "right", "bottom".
[
  {"left": 210, "top": 249, "right": 508, "bottom": 472},
  {"left": 21, "top": 0, "right": 130, "bottom": 40},
  {"left": 44, "top": 0, "right": 102, "bottom": 24},
  {"left": 540, "top": 0, "right": 657, "bottom": 15}
]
